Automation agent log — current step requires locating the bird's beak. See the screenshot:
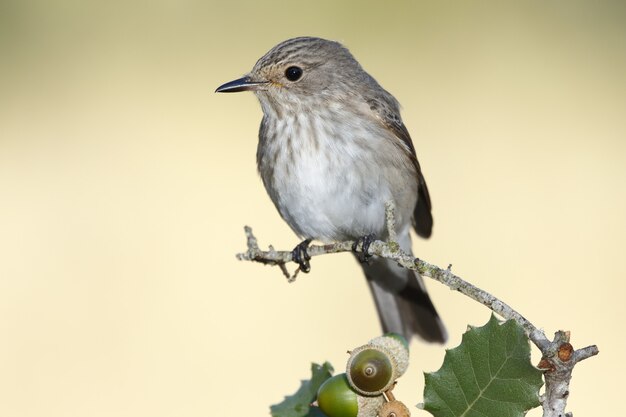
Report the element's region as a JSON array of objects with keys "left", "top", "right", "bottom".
[{"left": 215, "top": 76, "right": 267, "bottom": 93}]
